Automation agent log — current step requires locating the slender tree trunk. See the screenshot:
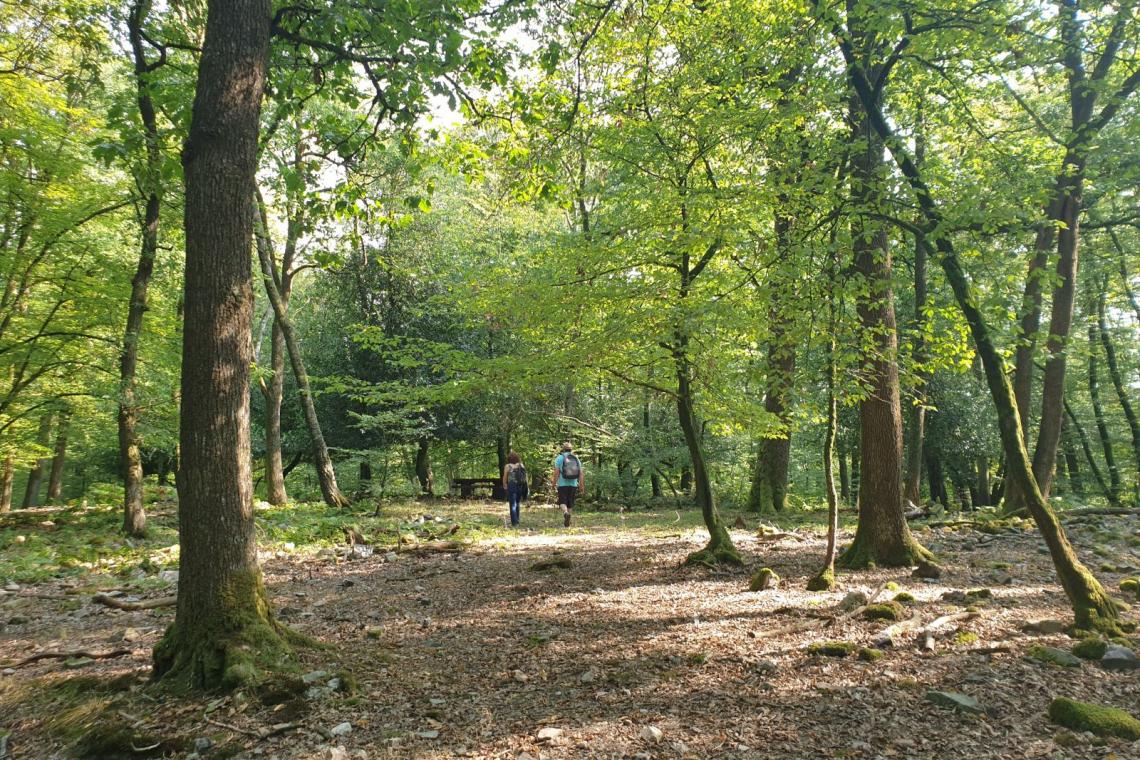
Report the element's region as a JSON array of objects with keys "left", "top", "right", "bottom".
[
  {"left": 1109, "top": 229, "right": 1140, "bottom": 325},
  {"left": 47, "top": 410, "right": 70, "bottom": 502},
  {"left": 1064, "top": 397, "right": 1117, "bottom": 507},
  {"left": 0, "top": 457, "right": 13, "bottom": 512},
  {"left": 152, "top": 0, "right": 288, "bottom": 688},
  {"left": 838, "top": 440, "right": 850, "bottom": 503},
  {"left": 1088, "top": 323, "right": 1122, "bottom": 502},
  {"left": 1060, "top": 416, "right": 1083, "bottom": 496},
  {"left": 839, "top": 87, "right": 928, "bottom": 568},
  {"left": 925, "top": 447, "right": 947, "bottom": 507},
  {"left": 808, "top": 262, "right": 840, "bottom": 591},
  {"left": 254, "top": 198, "right": 348, "bottom": 509},
  {"left": 22, "top": 413, "right": 52, "bottom": 508},
  {"left": 415, "top": 439, "right": 433, "bottom": 495},
  {"left": 974, "top": 457, "right": 990, "bottom": 507},
  {"left": 119, "top": 0, "right": 163, "bottom": 538},
  {"left": 1096, "top": 283, "right": 1140, "bottom": 494},
  {"left": 902, "top": 113, "right": 928, "bottom": 508},
  {"left": 263, "top": 319, "right": 288, "bottom": 504}
]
